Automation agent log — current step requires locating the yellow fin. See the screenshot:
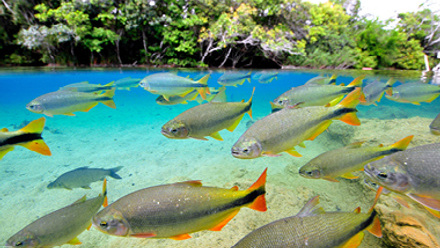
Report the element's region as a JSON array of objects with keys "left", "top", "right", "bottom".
[
  {"left": 210, "top": 132, "right": 223, "bottom": 141},
  {"left": 340, "top": 172, "right": 359, "bottom": 179},
  {"left": 67, "top": 237, "right": 82, "bottom": 245},
  {"left": 425, "top": 93, "right": 440, "bottom": 103},
  {"left": 340, "top": 232, "right": 364, "bottom": 248},
  {"left": 390, "top": 135, "right": 413, "bottom": 150},
  {"left": 20, "top": 117, "right": 45, "bottom": 133},
  {"left": 423, "top": 206, "right": 440, "bottom": 218},
  {"left": 1, "top": 128, "right": 8, "bottom": 132},
  {"left": 327, "top": 95, "right": 344, "bottom": 107},
  {"left": 347, "top": 75, "right": 365, "bottom": 87},
  {"left": 285, "top": 149, "right": 302, "bottom": 157},
  {"left": 210, "top": 209, "right": 240, "bottom": 231},
  {"left": 337, "top": 88, "right": 361, "bottom": 109},
  {"left": 307, "top": 121, "right": 332, "bottom": 141},
  {"left": 82, "top": 102, "right": 99, "bottom": 112},
  {"left": 227, "top": 114, "right": 244, "bottom": 132},
  {"left": 367, "top": 215, "right": 383, "bottom": 238},
  {"left": 408, "top": 194, "right": 440, "bottom": 210},
  {"left": 100, "top": 89, "right": 116, "bottom": 109},
  {"left": 298, "top": 142, "right": 306, "bottom": 148},
  {"left": 0, "top": 147, "right": 14, "bottom": 159}
]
